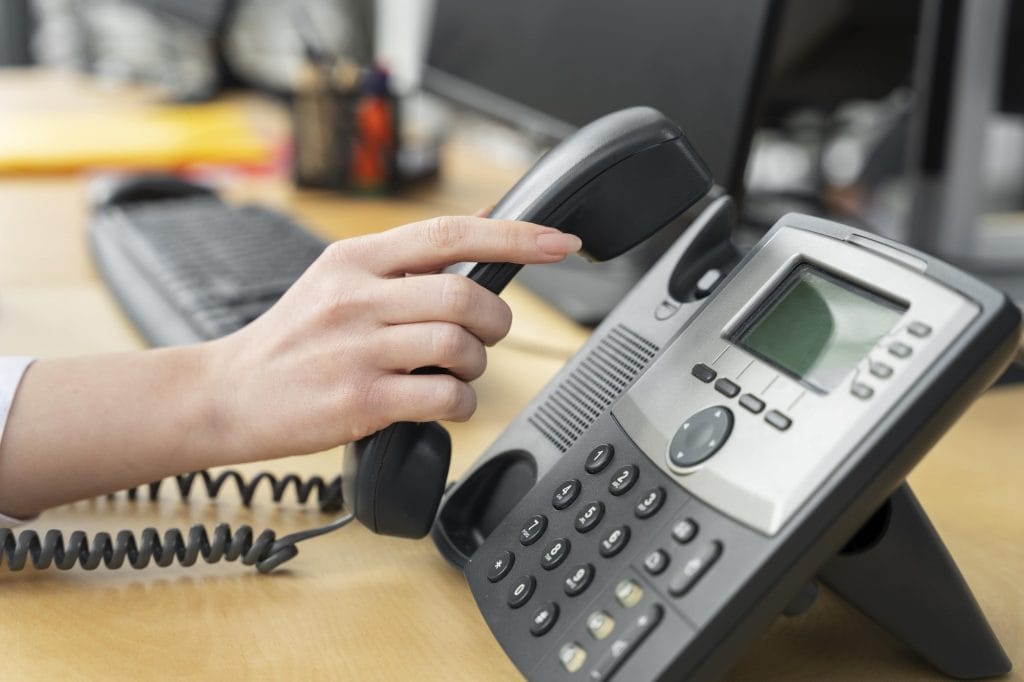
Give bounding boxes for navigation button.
[487,550,514,583]
[585,444,615,474]
[668,406,733,470]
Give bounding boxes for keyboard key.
[634,487,665,519]
[564,563,595,597]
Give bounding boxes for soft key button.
[586,611,616,640]
[614,579,644,608]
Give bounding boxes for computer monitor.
[905,0,1024,300]
[424,1,782,324]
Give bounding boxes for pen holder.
[292,63,399,194]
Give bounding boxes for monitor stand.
[811,484,1011,679]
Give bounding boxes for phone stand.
[817,484,1011,679]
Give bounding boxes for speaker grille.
[529,324,659,452]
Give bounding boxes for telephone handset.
[342,107,713,538]
[0,107,713,572]
[440,202,1019,679]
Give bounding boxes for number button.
[508,575,536,608]
[552,479,581,510]
[585,444,614,474]
[519,514,548,546]
[574,501,605,533]
[598,525,631,558]
[564,563,595,596]
[634,487,665,519]
[530,602,559,637]
[487,550,514,583]
[608,465,638,496]
[541,538,571,570]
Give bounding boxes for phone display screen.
[733,265,906,392]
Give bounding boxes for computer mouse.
[90,174,216,208]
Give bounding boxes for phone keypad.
[564,563,595,596]
[520,514,548,545]
[575,501,605,533]
[608,465,638,496]
[598,525,631,558]
[541,538,571,570]
[552,479,581,510]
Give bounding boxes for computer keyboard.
[90,194,327,346]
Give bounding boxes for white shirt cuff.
[0,356,36,526]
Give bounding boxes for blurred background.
[0,0,1022,331]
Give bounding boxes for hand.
[206,215,582,462]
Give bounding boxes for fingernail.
[536,231,583,255]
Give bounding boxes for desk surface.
[0,72,1021,681]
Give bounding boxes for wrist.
[187,338,251,467]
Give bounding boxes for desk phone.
[438,207,1018,680]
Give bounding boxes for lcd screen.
[734,265,906,392]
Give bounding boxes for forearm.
[0,344,238,518]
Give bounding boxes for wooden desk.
[0,72,1022,681]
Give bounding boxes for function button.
[598,525,631,558]
[575,501,605,533]
[614,579,644,608]
[695,268,723,297]
[888,341,912,359]
[519,514,548,546]
[691,363,717,383]
[558,642,587,673]
[508,575,537,608]
[671,518,699,544]
[586,611,615,640]
[850,382,874,399]
[529,602,559,637]
[634,487,665,519]
[589,604,664,682]
[714,378,740,398]
[668,406,734,471]
[608,465,639,496]
[655,299,681,321]
[541,537,571,571]
[585,444,615,474]
[487,551,515,583]
[869,361,893,379]
[908,321,932,338]
[669,541,722,597]
[552,479,581,510]
[739,394,764,414]
[764,410,792,431]
[642,549,670,575]
[564,563,595,597]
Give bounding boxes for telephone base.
[819,483,1011,679]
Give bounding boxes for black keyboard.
[90,194,327,346]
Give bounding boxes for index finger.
[355,215,582,276]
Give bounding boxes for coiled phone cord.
[0,469,352,574]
